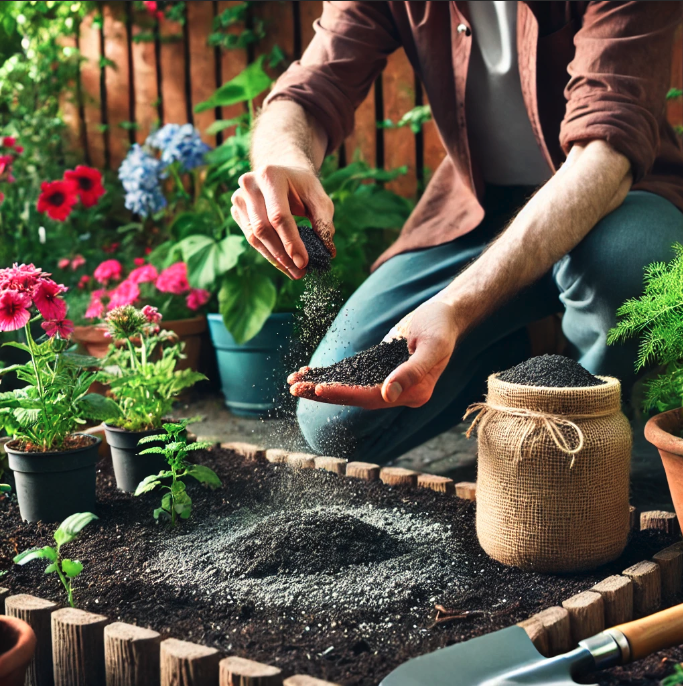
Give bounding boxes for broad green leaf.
[0,484,10,494]
[186,465,222,488]
[205,116,248,135]
[54,512,98,548]
[2,341,31,354]
[134,473,168,495]
[179,234,245,290]
[322,162,407,194]
[14,546,57,565]
[195,56,272,113]
[153,507,168,520]
[60,353,101,368]
[44,562,58,574]
[78,394,121,421]
[218,271,276,344]
[61,559,84,578]
[336,189,411,231]
[171,480,187,495]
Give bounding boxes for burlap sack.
[465,374,631,573]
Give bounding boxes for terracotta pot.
[72,316,208,373]
[0,616,37,686]
[644,408,683,534]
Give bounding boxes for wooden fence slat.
[382,48,417,197]
[344,85,376,168]
[160,638,220,686]
[298,1,323,51]
[105,622,161,686]
[668,24,683,131]
[131,15,160,143]
[187,0,218,143]
[159,11,188,128]
[58,35,81,152]
[218,1,249,127]
[103,3,132,169]
[80,12,106,168]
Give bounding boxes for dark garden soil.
[0,447,680,686]
[300,338,411,387]
[497,354,607,388]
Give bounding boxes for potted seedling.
[99,305,206,492]
[13,512,98,607]
[609,243,683,533]
[0,264,120,522]
[134,418,221,527]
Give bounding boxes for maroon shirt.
[265,2,683,268]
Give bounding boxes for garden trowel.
[381,602,683,686]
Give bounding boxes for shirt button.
[457,23,471,36]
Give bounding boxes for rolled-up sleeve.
[560,1,683,182]
[264,1,401,153]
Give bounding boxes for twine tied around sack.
[463,401,615,468]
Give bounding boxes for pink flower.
[2,137,16,147]
[14,146,23,154]
[0,192,4,205]
[33,279,68,321]
[128,264,158,285]
[186,288,210,311]
[77,275,91,289]
[133,257,146,267]
[93,259,123,284]
[58,258,70,269]
[156,262,190,295]
[107,279,140,309]
[103,242,120,254]
[85,290,106,320]
[0,155,13,175]
[0,263,45,294]
[41,319,74,339]
[142,305,162,325]
[71,254,86,270]
[0,290,31,331]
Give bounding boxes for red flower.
[36,180,78,222]
[41,319,74,339]
[108,279,140,309]
[58,258,70,269]
[93,259,123,284]
[14,146,23,154]
[2,137,15,147]
[71,254,86,270]
[0,191,4,205]
[186,288,210,311]
[144,247,152,255]
[103,242,120,254]
[143,1,164,18]
[156,262,190,295]
[0,155,13,175]
[77,275,91,289]
[133,257,146,267]
[0,263,45,295]
[142,305,162,325]
[0,290,31,332]
[33,279,68,321]
[63,166,105,208]
[128,264,158,284]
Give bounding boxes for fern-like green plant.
[608,243,683,412]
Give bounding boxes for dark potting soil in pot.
[6,433,96,453]
[497,354,607,388]
[0,447,679,686]
[299,338,411,387]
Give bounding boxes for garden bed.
[0,446,681,685]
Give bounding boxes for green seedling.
[663,664,683,686]
[14,512,98,607]
[134,418,221,527]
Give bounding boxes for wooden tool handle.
[613,602,683,662]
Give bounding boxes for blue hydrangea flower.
[118,144,166,218]
[147,123,211,172]
[145,124,181,152]
[123,187,167,217]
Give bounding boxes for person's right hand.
[231,165,336,279]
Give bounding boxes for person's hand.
[288,300,459,409]
[231,165,336,280]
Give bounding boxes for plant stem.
[24,323,49,447]
[55,565,74,608]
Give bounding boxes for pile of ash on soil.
[299,338,411,387]
[498,354,606,388]
[299,225,331,273]
[226,510,408,578]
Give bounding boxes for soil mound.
[299,225,331,273]
[300,338,410,386]
[228,510,407,578]
[498,354,606,388]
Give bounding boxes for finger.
[287,366,310,385]
[240,176,303,278]
[313,383,387,410]
[381,339,449,403]
[306,193,336,259]
[256,170,309,269]
[289,381,323,401]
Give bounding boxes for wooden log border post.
[1,441,681,683]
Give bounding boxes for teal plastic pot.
[208,313,293,417]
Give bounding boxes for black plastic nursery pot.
[5,434,100,523]
[103,424,167,493]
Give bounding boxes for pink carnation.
[93,259,123,284]
[155,262,190,295]
[0,290,31,332]
[0,263,45,295]
[85,289,107,320]
[71,254,86,270]
[133,257,146,267]
[42,319,74,339]
[107,279,140,309]
[58,258,70,269]
[186,288,210,311]
[33,279,68,321]
[128,264,159,285]
[142,305,162,325]
[77,275,91,289]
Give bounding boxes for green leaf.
[61,559,83,578]
[336,189,411,231]
[179,234,245,290]
[77,394,121,421]
[54,512,98,548]
[44,562,58,574]
[205,116,248,135]
[60,353,101,368]
[186,464,222,487]
[2,341,31,354]
[14,546,57,565]
[138,433,164,446]
[218,271,276,344]
[0,484,10,494]
[139,447,165,455]
[134,473,167,495]
[195,56,272,113]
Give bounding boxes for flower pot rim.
[644,407,683,454]
[103,422,165,436]
[4,433,100,456]
[0,616,37,679]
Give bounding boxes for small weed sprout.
[662,664,683,686]
[134,418,221,527]
[13,512,98,607]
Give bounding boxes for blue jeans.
[298,189,683,463]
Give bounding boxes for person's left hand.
[288,299,459,409]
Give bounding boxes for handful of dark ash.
[298,224,331,272]
[300,338,411,387]
[498,354,606,388]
